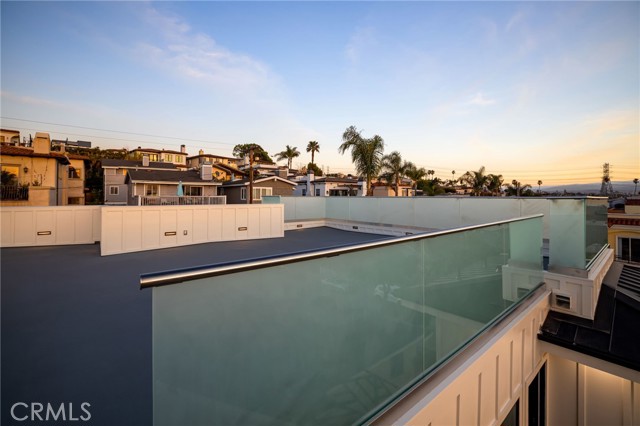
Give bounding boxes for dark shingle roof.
[126,169,220,184]
[539,263,640,371]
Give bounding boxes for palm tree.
[486,174,504,196]
[338,126,384,196]
[634,178,639,195]
[405,163,427,196]
[380,151,411,196]
[459,166,489,196]
[306,141,320,165]
[276,145,300,169]
[505,180,533,197]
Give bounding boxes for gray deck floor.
[1,227,389,426]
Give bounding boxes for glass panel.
[549,199,585,269]
[585,198,609,265]
[152,217,544,426]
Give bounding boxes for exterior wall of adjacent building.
[104,168,129,205]
[1,153,85,206]
[608,200,640,263]
[0,129,20,144]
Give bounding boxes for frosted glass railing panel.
[152,217,544,426]
[520,198,551,239]
[549,198,585,269]
[261,195,281,204]
[293,197,326,219]
[325,197,349,220]
[413,197,462,229]
[154,240,425,426]
[378,197,415,226]
[347,198,380,223]
[460,198,521,226]
[585,198,608,265]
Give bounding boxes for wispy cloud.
[505,10,526,32]
[132,5,279,97]
[468,92,496,106]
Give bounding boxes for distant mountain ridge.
[542,181,638,195]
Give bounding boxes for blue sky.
[1,1,638,185]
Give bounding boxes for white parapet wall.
[100,204,284,256]
[0,206,101,247]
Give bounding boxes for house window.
[165,154,173,162]
[315,188,321,196]
[619,237,640,262]
[240,187,247,200]
[109,186,119,195]
[253,187,272,200]
[1,165,20,183]
[148,154,159,162]
[145,184,159,196]
[175,155,183,163]
[68,167,81,179]
[302,188,307,196]
[185,186,203,196]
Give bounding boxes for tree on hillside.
[380,151,411,196]
[232,143,273,163]
[338,126,384,196]
[306,141,320,165]
[634,178,638,195]
[538,180,543,193]
[276,145,300,169]
[459,166,489,196]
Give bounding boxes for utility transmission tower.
[599,163,614,196]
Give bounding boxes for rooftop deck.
[1,228,390,426]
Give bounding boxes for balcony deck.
[1,227,390,426]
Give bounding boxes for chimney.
[307,170,315,196]
[199,149,204,156]
[142,154,150,167]
[33,132,51,154]
[277,167,288,179]
[181,144,186,153]
[201,164,213,181]
[59,143,65,154]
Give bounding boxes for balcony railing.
[0,185,29,201]
[144,215,545,426]
[137,195,226,206]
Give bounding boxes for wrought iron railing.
[0,185,29,201]
[137,195,226,206]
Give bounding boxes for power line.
[1,116,237,147]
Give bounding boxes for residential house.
[608,196,640,263]
[52,139,92,149]
[0,132,88,206]
[238,159,279,177]
[102,158,179,205]
[221,175,296,203]
[292,173,366,197]
[186,151,247,182]
[128,145,188,169]
[125,166,222,205]
[371,178,414,197]
[0,128,21,145]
